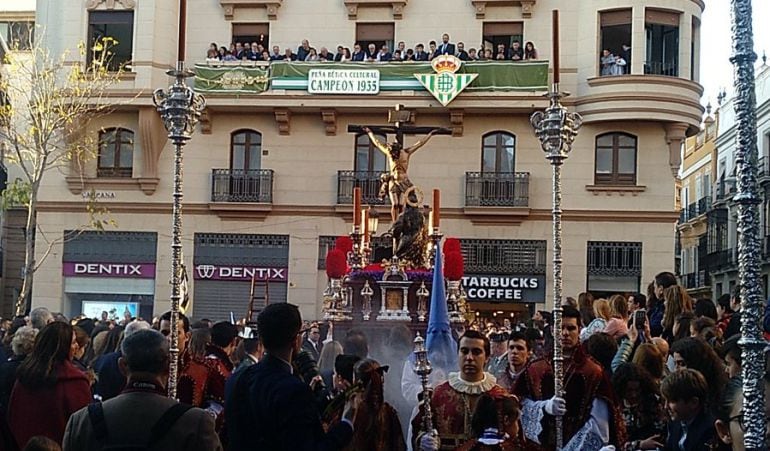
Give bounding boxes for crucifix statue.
[349,105,452,222]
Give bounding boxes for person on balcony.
[414,43,429,61]
[524,42,538,60]
[600,49,616,76]
[296,39,312,61]
[352,43,366,62]
[435,33,455,58]
[510,41,524,61]
[456,42,469,61]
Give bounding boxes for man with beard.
[513,306,626,450]
[413,330,508,450]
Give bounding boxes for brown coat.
[62,391,222,451]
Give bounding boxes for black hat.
[490,332,510,343]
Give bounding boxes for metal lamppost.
[152,0,206,399]
[730,1,766,449]
[529,10,582,450]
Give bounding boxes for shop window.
[98,128,134,177]
[0,21,34,50]
[232,23,269,49]
[482,22,523,59]
[594,132,637,185]
[356,23,394,55]
[644,9,680,76]
[481,132,516,173]
[599,10,631,76]
[231,130,262,171]
[87,11,134,71]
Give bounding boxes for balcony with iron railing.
[644,61,678,77]
[707,248,738,270]
[681,270,710,289]
[679,195,711,224]
[714,178,737,204]
[337,171,389,205]
[759,156,770,182]
[211,169,274,203]
[465,172,530,207]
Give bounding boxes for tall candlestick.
[353,187,362,227]
[428,211,434,232]
[362,209,370,243]
[552,10,560,85]
[432,189,441,230]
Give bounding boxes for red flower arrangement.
[325,249,347,279]
[443,237,461,254]
[444,251,464,281]
[335,236,354,255]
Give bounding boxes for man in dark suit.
[297,39,311,62]
[63,329,222,450]
[93,320,151,401]
[365,43,378,61]
[351,43,366,62]
[456,42,469,61]
[334,45,345,62]
[301,323,324,361]
[227,303,360,450]
[436,33,455,57]
[660,368,717,451]
[413,43,429,61]
[376,45,392,62]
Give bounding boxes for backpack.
[87,401,193,450]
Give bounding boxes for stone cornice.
[219,0,282,20]
[343,0,408,20]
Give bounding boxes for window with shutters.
[594,132,637,185]
[599,9,632,76]
[232,23,269,49]
[481,22,523,59]
[645,9,680,76]
[356,23,394,55]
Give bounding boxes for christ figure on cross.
[363,126,440,222]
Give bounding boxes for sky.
[700,0,770,108]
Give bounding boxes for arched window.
[595,132,637,185]
[230,130,262,171]
[354,133,387,173]
[481,132,516,173]
[98,128,134,177]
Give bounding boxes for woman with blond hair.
[580,298,610,342]
[661,285,693,343]
[603,294,629,340]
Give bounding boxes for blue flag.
[426,245,458,370]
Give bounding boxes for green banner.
[194,65,269,93]
[193,60,548,94]
[270,60,548,92]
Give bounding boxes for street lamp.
[367,205,379,237]
[729,1,766,449]
[529,10,582,450]
[152,0,206,399]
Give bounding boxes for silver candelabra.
[152,62,205,399]
[730,1,766,449]
[530,81,582,449]
[412,333,436,443]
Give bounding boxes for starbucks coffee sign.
[461,275,546,303]
[308,69,380,94]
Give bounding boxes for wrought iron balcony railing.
[682,270,710,289]
[714,178,737,203]
[337,171,389,205]
[211,169,274,203]
[465,172,530,207]
[644,61,678,77]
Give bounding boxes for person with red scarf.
[512,306,626,451]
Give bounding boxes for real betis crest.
[415,55,478,106]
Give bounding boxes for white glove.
[599,446,615,451]
[544,396,566,416]
[419,430,439,451]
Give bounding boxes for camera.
[293,350,326,393]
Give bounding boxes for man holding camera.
[226,303,361,451]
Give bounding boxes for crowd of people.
[204,34,540,64]
[0,269,767,450]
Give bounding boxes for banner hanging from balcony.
[194,65,269,93]
[268,60,548,92]
[415,55,477,106]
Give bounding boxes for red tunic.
[512,346,627,450]
[412,375,509,450]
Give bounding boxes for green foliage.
[0,179,30,210]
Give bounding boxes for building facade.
[677,109,715,298]
[700,63,770,300]
[28,0,704,322]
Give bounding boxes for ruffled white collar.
[448,371,498,394]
